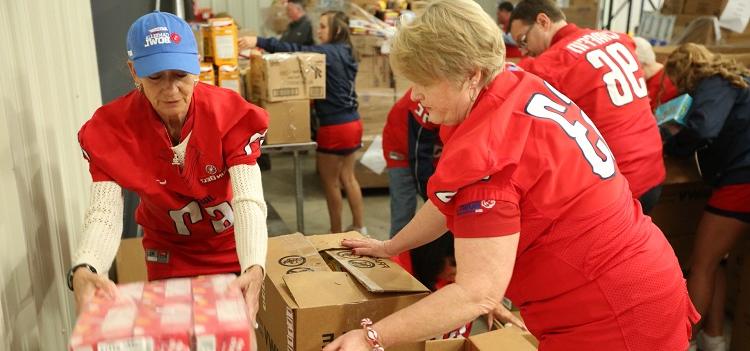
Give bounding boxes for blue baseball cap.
[126,11,200,77]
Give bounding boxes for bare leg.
[317,152,345,232]
[339,152,364,229]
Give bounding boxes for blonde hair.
[665,43,750,92]
[633,37,655,65]
[389,0,505,88]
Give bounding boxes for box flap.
[283,271,368,308]
[308,231,364,251]
[324,249,429,293]
[266,233,332,308]
[425,338,466,351]
[467,327,537,351]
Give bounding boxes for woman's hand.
[322,329,370,351]
[238,36,258,50]
[488,303,527,331]
[72,267,118,315]
[341,238,394,258]
[229,265,264,327]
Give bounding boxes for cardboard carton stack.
[558,0,601,29]
[69,274,251,351]
[193,18,245,95]
[249,51,326,144]
[660,0,750,46]
[256,231,430,351]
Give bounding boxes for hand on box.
[322,329,370,351]
[229,265,264,327]
[72,267,118,315]
[487,303,527,331]
[341,238,394,258]
[238,36,258,50]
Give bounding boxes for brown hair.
[665,43,750,92]
[509,0,565,25]
[321,10,351,46]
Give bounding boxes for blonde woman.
[324,1,697,350]
[663,43,750,351]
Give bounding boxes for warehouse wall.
[195,0,275,35]
[0,1,101,350]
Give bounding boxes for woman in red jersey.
[323,1,698,350]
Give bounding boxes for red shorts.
[316,120,363,155]
[706,184,750,223]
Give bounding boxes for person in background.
[323,1,697,350]
[239,11,365,234]
[633,36,679,110]
[281,0,315,45]
[662,43,750,351]
[509,0,666,214]
[497,1,523,59]
[69,12,268,329]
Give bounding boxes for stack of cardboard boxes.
[661,0,750,45]
[194,18,244,95]
[558,0,601,29]
[248,51,326,145]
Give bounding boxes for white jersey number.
[169,201,234,235]
[586,42,647,106]
[526,82,616,179]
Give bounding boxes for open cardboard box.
[256,232,430,351]
[426,326,538,351]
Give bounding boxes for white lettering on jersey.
[525,82,616,179]
[586,42,647,106]
[435,191,457,203]
[244,130,267,156]
[566,31,620,54]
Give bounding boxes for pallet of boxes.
[348,3,402,189]
[193,18,246,97]
[247,49,325,145]
[659,0,750,46]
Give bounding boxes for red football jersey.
[79,83,269,280]
[646,68,680,111]
[382,89,436,169]
[428,70,697,350]
[519,24,665,198]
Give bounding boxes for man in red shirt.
[509,0,666,213]
[382,90,437,236]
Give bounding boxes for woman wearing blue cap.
[239,10,366,236]
[67,11,269,328]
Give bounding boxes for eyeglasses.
[517,23,535,49]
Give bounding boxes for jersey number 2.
[586,42,647,106]
[169,201,234,235]
[526,82,616,179]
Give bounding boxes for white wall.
[0,0,101,350]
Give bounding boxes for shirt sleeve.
[78,122,115,182]
[223,106,270,167]
[449,180,522,238]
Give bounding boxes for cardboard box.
[218,65,241,94]
[354,135,390,189]
[649,157,710,267]
[660,0,685,14]
[356,55,393,89]
[199,62,215,85]
[358,88,396,136]
[351,34,386,58]
[732,248,750,351]
[425,326,537,351]
[115,237,148,284]
[682,0,727,16]
[251,52,326,102]
[261,100,311,145]
[205,18,238,67]
[563,4,599,29]
[297,53,327,99]
[256,232,429,351]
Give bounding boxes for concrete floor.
[261,151,392,241]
